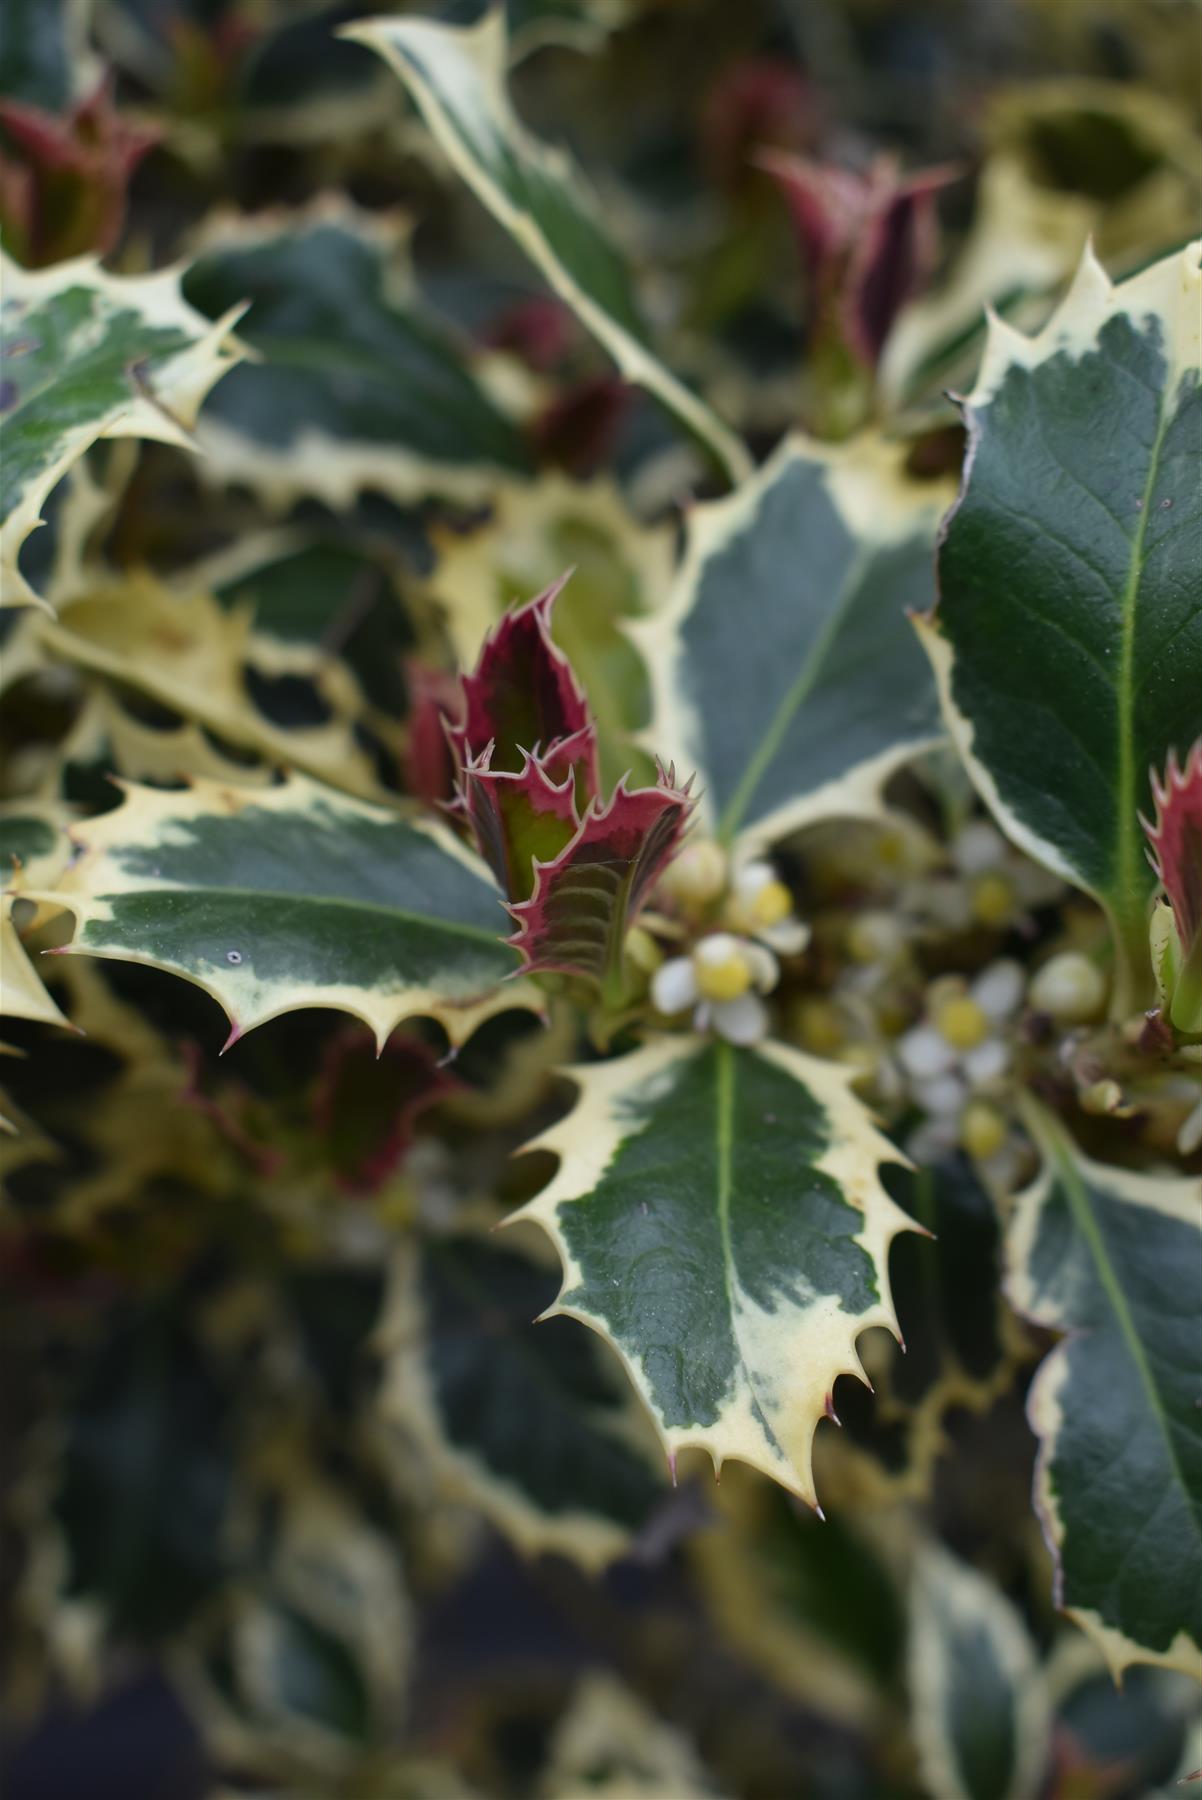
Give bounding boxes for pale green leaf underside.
[923,241,1202,986]
[51,774,532,1047]
[1,252,243,608]
[634,434,949,851]
[513,1034,913,1504]
[1006,1103,1202,1679]
[342,10,751,485]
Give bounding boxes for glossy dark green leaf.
[517,1034,913,1504]
[55,773,530,1048]
[635,434,948,852]
[1006,1104,1202,1677]
[183,212,532,506]
[922,241,1202,1005]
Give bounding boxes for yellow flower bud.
[1029,952,1106,1023]
[934,995,990,1050]
[971,873,1015,927]
[750,879,793,926]
[960,1099,1007,1161]
[693,935,752,1002]
[624,925,663,976]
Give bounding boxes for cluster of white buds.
[648,853,810,1045]
[897,959,1025,1167]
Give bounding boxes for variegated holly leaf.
[1,252,243,608]
[379,1233,663,1567]
[919,240,1202,1009]
[908,1543,1050,1800]
[512,1035,913,1502]
[36,575,388,800]
[0,806,73,1031]
[508,770,691,985]
[48,775,532,1048]
[342,10,750,485]
[633,433,950,854]
[182,204,533,510]
[1005,1102,1202,1679]
[460,748,580,904]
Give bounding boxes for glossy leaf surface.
[515,1035,912,1503]
[51,775,529,1047]
[634,433,948,852]
[921,241,1202,1001]
[1,252,242,606]
[1005,1103,1202,1677]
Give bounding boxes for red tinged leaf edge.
[458,744,581,903]
[448,572,599,800]
[1142,738,1202,951]
[507,765,695,984]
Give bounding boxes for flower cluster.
[647,851,809,1045]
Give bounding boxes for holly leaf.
[341,10,750,485]
[48,774,533,1048]
[633,433,949,853]
[450,574,594,781]
[379,1233,664,1567]
[918,240,1202,1008]
[1005,1102,1202,1678]
[508,770,691,984]
[908,1543,1051,1800]
[36,575,388,800]
[0,806,73,1031]
[512,1035,913,1503]
[1,252,243,608]
[182,204,533,510]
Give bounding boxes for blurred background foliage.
[1,0,1200,1795]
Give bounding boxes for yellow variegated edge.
[909,1543,1051,1800]
[629,430,952,853]
[376,1240,656,1571]
[0,904,69,1029]
[544,1672,720,1799]
[1006,1099,1202,1681]
[36,575,387,800]
[506,1033,915,1507]
[44,774,538,1050]
[340,10,752,487]
[1,251,245,609]
[427,472,675,670]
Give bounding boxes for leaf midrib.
[97,878,507,949]
[716,545,871,845]
[1054,1142,1198,1540]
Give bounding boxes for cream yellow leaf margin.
[44,775,536,1049]
[632,431,952,855]
[914,239,1202,899]
[1006,1100,1202,1681]
[1,252,244,609]
[340,10,751,486]
[507,1034,914,1507]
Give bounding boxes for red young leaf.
[0,78,159,267]
[1143,739,1202,951]
[507,767,694,984]
[759,151,958,366]
[449,574,597,795]
[459,746,581,904]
